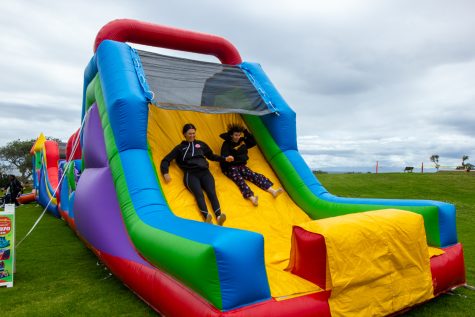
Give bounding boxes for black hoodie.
[219,129,257,171]
[161,140,224,174]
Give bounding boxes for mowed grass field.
[1,172,473,316]
[1,203,156,316]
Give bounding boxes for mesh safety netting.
[138,50,274,115]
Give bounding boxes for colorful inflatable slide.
[30,133,60,217]
[32,19,466,316]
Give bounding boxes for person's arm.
[202,142,224,162]
[203,142,233,162]
[160,146,179,175]
[243,129,257,148]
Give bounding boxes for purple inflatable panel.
[74,104,151,266]
[82,103,108,168]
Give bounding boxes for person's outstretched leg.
[224,167,255,198]
[241,166,283,198]
[200,170,226,225]
[184,171,211,222]
[240,166,273,190]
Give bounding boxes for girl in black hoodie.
[220,124,283,206]
[161,123,233,225]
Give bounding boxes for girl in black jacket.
[220,124,283,206]
[161,123,233,225]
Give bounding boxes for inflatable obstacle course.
[31,19,466,316]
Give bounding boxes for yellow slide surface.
[147,106,321,298]
[147,106,439,309]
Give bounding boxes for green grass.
[317,172,474,316]
[1,172,473,316]
[1,204,156,316]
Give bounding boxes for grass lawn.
[1,172,473,316]
[1,203,156,316]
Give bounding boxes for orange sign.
[0,216,12,236]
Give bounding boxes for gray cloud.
[434,111,475,136]
[1,0,474,171]
[0,101,79,122]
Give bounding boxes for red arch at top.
[94,19,242,65]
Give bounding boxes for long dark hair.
[182,123,196,134]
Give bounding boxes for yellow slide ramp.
[147,106,321,298]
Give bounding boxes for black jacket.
[7,178,23,196]
[220,130,257,171]
[161,140,224,174]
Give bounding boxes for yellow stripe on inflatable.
[147,105,320,298]
[30,132,46,154]
[429,246,445,257]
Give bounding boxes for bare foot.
[205,213,213,223]
[269,187,284,198]
[249,195,259,206]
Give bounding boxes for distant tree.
[0,139,36,181]
[430,154,440,172]
[456,155,470,170]
[0,137,62,182]
[462,155,469,168]
[313,170,328,174]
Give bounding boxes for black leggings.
[184,169,221,219]
[5,193,19,206]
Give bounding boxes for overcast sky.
[1,0,474,171]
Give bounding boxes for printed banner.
[0,204,15,288]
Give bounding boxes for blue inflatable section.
[82,54,97,121]
[92,40,271,310]
[58,159,81,220]
[68,191,76,220]
[38,164,60,218]
[59,160,69,215]
[240,62,457,247]
[68,160,82,220]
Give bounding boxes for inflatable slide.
[32,19,466,316]
[30,133,61,217]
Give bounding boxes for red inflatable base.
[97,251,331,317]
[431,243,466,295]
[17,192,36,204]
[89,241,465,317]
[58,209,77,231]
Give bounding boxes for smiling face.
[231,132,242,143]
[183,128,196,142]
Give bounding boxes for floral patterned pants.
[224,165,273,198]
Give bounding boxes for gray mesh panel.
[137,50,272,115]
